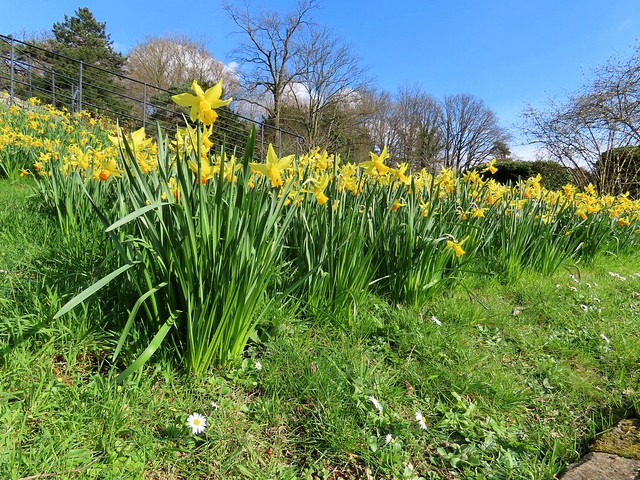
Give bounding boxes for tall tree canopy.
[51,7,124,68]
[42,7,126,114]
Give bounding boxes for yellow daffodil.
[337,162,360,195]
[175,124,214,156]
[446,236,469,257]
[188,155,219,185]
[309,148,330,171]
[305,174,330,205]
[220,153,241,183]
[391,199,406,212]
[97,157,123,181]
[483,159,498,175]
[359,146,390,176]
[389,162,411,185]
[462,169,479,183]
[249,144,294,187]
[108,127,153,152]
[172,80,232,126]
[162,177,181,201]
[562,183,576,200]
[470,207,487,218]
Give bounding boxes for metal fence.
[0,33,302,158]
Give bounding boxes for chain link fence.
[0,34,302,159]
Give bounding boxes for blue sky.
[2,0,639,157]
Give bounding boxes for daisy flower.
[415,411,428,430]
[368,395,383,414]
[187,413,207,435]
[254,360,263,371]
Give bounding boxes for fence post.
[9,36,14,105]
[52,73,56,107]
[260,123,264,158]
[143,82,147,128]
[278,128,282,156]
[78,61,83,112]
[28,60,32,99]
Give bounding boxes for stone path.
[561,452,640,479]
[561,419,640,480]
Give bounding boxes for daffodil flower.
[470,207,487,218]
[391,199,406,212]
[188,155,218,185]
[97,157,123,181]
[172,80,232,126]
[446,236,469,257]
[108,127,152,152]
[483,158,498,175]
[359,146,390,176]
[304,174,330,205]
[389,162,411,185]
[249,144,294,187]
[175,124,214,157]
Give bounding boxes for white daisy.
[368,395,383,414]
[415,410,428,430]
[385,433,394,444]
[430,315,442,326]
[608,272,627,281]
[254,360,263,371]
[187,413,206,435]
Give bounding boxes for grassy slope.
[0,178,639,480]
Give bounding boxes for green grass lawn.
[1,177,639,479]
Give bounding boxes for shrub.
[478,159,571,190]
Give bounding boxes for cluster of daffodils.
[5,79,640,261]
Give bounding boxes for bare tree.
[441,94,509,172]
[523,45,640,194]
[388,84,443,170]
[284,26,371,151]
[523,96,634,192]
[362,90,397,153]
[222,0,318,128]
[126,34,234,90]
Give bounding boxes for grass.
[1,177,639,479]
